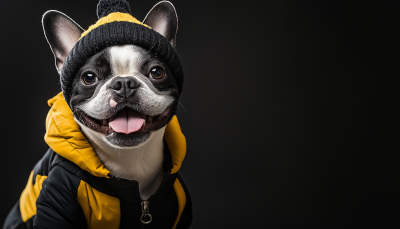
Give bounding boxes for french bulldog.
[44,1,180,200]
[3,1,192,229]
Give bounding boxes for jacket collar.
[44,92,186,178]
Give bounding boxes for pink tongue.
[109,109,145,134]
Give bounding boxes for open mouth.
[76,106,172,136]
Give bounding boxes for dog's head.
[42,1,180,148]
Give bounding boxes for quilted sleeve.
[34,165,87,229]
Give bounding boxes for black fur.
[69,50,111,109]
[97,0,131,19]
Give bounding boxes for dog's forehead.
[107,45,150,76]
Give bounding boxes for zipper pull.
[140,200,152,224]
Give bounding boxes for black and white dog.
[44,1,180,200]
[3,1,192,228]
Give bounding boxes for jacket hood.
[44,92,186,178]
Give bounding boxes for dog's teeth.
[102,119,107,126]
[147,116,153,122]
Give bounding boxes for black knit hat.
[61,0,183,104]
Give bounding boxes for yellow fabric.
[76,181,121,229]
[19,172,48,222]
[165,116,187,174]
[172,179,187,229]
[80,12,151,39]
[45,92,186,177]
[45,92,111,178]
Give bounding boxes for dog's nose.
[109,77,140,98]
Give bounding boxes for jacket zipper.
[140,200,152,225]
[109,174,166,228]
[138,172,169,228]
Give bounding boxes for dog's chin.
[75,104,175,148]
[105,132,151,148]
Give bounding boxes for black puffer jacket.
[3,93,192,229]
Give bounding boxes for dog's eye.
[82,73,98,85]
[150,67,165,79]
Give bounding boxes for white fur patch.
[77,79,113,119]
[78,119,166,200]
[109,46,141,76]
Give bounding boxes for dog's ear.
[143,1,178,47]
[42,10,84,73]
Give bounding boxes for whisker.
[178,101,187,113]
[146,43,156,54]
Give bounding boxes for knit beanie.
[60,0,183,104]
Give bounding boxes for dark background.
[1,0,399,228]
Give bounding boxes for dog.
[3,1,192,229]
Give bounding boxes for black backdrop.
[1,0,399,228]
